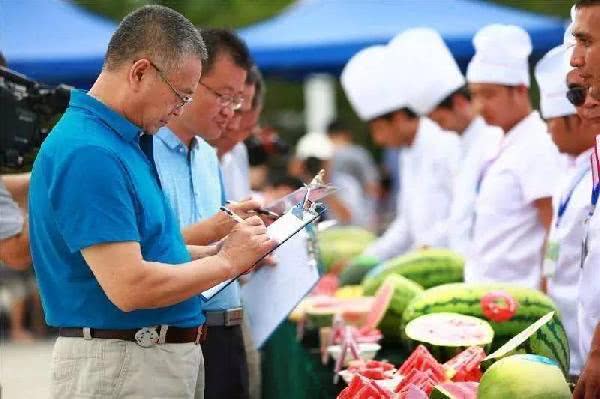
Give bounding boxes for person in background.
[397,29,503,257]
[535,43,597,381]
[341,36,459,263]
[465,24,561,289]
[153,28,258,399]
[207,64,266,399]
[570,0,600,396]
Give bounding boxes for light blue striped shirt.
[154,127,240,310]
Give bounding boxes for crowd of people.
[1,1,600,398]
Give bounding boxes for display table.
[261,321,409,399]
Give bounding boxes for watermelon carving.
[404,313,494,362]
[362,248,464,290]
[398,345,446,382]
[443,347,485,382]
[401,283,568,366]
[480,291,518,322]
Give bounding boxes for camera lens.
[566,86,586,107]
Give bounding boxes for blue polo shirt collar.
[155,127,200,154]
[69,89,141,142]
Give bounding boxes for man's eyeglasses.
[148,61,193,109]
[199,81,244,111]
[567,85,587,107]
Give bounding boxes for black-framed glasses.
[148,60,193,109]
[567,85,587,107]
[199,81,244,111]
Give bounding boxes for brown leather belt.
[58,326,205,346]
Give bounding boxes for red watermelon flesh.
[432,382,479,399]
[395,369,439,394]
[443,347,485,382]
[361,277,395,331]
[399,345,446,382]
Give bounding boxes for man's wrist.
[212,252,235,280]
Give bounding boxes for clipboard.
[265,184,337,217]
[200,203,326,302]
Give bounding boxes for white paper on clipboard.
[241,229,318,348]
[199,204,323,302]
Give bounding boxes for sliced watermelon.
[398,345,446,382]
[404,313,494,362]
[430,381,479,399]
[443,347,485,382]
[360,275,396,333]
[395,369,438,395]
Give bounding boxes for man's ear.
[129,59,152,92]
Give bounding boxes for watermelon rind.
[318,227,376,272]
[362,249,464,290]
[339,255,380,286]
[404,313,494,362]
[478,354,571,399]
[366,275,423,341]
[402,283,569,375]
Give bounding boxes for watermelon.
[304,297,374,328]
[429,382,478,399]
[339,255,380,286]
[363,274,423,341]
[318,227,376,272]
[401,283,568,369]
[362,249,464,290]
[404,313,494,362]
[335,285,365,299]
[478,354,571,399]
[443,347,485,382]
[360,276,396,332]
[399,345,447,382]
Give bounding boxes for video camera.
[0,66,71,168]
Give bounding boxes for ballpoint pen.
[219,206,246,224]
[225,200,280,220]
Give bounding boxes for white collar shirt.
[466,111,561,289]
[578,140,600,363]
[547,148,592,375]
[364,117,460,261]
[220,142,252,202]
[446,117,503,256]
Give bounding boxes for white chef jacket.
[220,142,252,202]
[546,148,592,376]
[578,140,600,365]
[364,117,460,261]
[466,111,561,289]
[444,117,503,256]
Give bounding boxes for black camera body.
[0,66,70,168]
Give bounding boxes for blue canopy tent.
[0,0,116,87]
[239,0,568,78]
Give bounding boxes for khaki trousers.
[51,337,204,399]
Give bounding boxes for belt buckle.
[134,326,160,348]
[224,308,243,327]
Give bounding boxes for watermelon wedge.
[404,313,494,362]
[430,382,479,399]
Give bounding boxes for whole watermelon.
[318,227,376,272]
[362,248,464,290]
[339,255,380,286]
[402,283,569,375]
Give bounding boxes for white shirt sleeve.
[363,214,411,261]
[517,141,560,203]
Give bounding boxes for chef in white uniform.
[535,43,597,378]
[570,1,600,395]
[340,35,460,262]
[465,24,561,289]
[395,28,503,256]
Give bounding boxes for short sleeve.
[0,180,24,240]
[518,141,560,203]
[49,146,141,252]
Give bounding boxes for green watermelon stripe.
[532,327,568,373]
[541,321,569,369]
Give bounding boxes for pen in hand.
[220,206,246,224]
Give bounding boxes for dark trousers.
[202,325,249,399]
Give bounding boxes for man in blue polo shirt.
[154,28,259,399]
[28,6,275,399]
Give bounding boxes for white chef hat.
[295,131,333,160]
[535,45,575,119]
[341,45,400,121]
[387,28,465,115]
[466,24,532,87]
